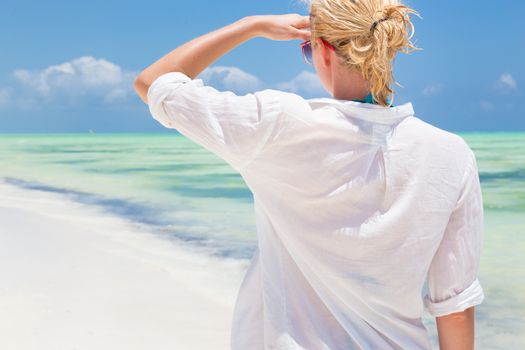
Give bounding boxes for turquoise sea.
[0,132,523,349]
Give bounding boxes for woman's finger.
[294,28,311,41]
[295,15,311,29]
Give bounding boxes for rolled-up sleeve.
[147,72,282,172]
[423,149,485,317]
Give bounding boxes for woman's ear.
[317,39,332,69]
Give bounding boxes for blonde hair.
[303,0,420,107]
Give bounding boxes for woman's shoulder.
[255,89,313,116]
[403,116,475,162]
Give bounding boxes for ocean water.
[0,132,524,348]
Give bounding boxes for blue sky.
[0,0,523,133]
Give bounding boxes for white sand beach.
[0,180,249,350]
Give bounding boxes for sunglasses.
[300,38,335,66]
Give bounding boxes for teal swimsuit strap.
[352,92,393,106]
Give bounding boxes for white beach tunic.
[147,72,485,350]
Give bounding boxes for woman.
[134,1,485,349]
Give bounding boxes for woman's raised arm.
[134,16,261,104]
[133,14,310,104]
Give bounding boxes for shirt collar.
[305,97,414,125]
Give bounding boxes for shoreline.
[0,180,248,350]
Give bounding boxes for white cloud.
[2,57,328,110]
[192,66,326,98]
[422,83,443,96]
[103,87,130,104]
[496,73,518,91]
[10,56,138,108]
[275,70,325,96]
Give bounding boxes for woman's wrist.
[241,15,266,38]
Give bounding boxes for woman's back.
[231,91,484,349]
[141,0,485,347]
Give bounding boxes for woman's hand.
[254,14,311,41]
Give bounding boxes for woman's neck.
[331,68,370,102]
